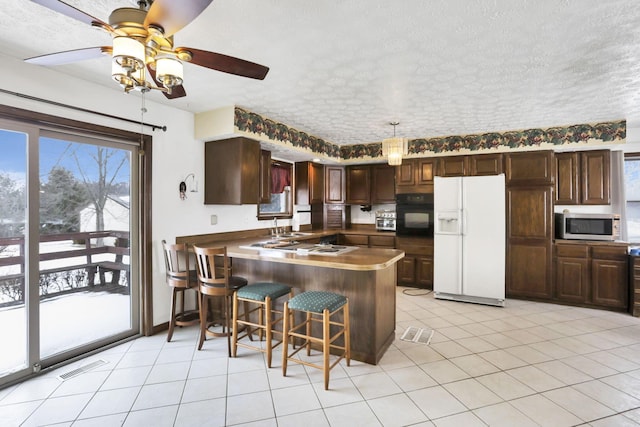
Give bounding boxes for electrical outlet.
[210,214,217,225]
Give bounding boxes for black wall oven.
[396,193,434,236]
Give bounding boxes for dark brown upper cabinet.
[469,153,504,176]
[555,150,610,205]
[505,150,554,186]
[395,158,437,194]
[371,164,396,203]
[295,161,324,205]
[438,156,468,177]
[259,150,271,204]
[346,165,371,204]
[204,137,260,205]
[324,165,345,204]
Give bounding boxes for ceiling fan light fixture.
[156,57,184,88]
[381,122,407,166]
[112,36,145,72]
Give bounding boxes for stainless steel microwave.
[555,212,620,241]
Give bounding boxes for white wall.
[0,54,273,326]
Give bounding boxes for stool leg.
[167,287,177,342]
[197,293,208,350]
[323,308,330,390]
[232,292,239,357]
[224,294,232,357]
[344,301,351,366]
[265,296,273,368]
[282,301,290,377]
[305,312,312,356]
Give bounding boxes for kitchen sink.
[239,241,358,256]
[273,232,312,239]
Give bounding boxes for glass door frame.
[0,105,153,388]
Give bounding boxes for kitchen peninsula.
[177,231,404,364]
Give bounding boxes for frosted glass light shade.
[112,36,145,71]
[156,57,184,88]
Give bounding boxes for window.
[258,160,293,219]
[624,156,640,243]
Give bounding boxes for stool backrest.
[162,240,193,288]
[192,245,230,288]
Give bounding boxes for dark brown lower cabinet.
[396,237,433,289]
[554,242,628,310]
[507,241,553,299]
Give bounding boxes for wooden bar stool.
[193,245,248,355]
[161,240,200,342]
[282,291,350,390]
[232,282,293,367]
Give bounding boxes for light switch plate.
[210,214,217,225]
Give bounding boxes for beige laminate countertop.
[197,232,404,271]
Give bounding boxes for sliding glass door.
[0,120,140,386]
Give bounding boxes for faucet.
[272,218,279,236]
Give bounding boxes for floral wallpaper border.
[234,107,626,161]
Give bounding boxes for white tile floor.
[4,287,640,426]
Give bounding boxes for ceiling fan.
[25,0,269,99]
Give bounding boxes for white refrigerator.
[433,174,506,306]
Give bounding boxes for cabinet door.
[505,151,554,186]
[555,257,589,303]
[396,160,416,187]
[397,256,416,285]
[470,154,503,176]
[591,259,628,309]
[324,166,345,204]
[438,156,468,177]
[369,235,395,248]
[340,234,369,247]
[205,137,260,205]
[555,152,579,205]
[346,166,371,204]
[416,256,433,289]
[417,158,437,184]
[581,150,610,205]
[324,204,349,229]
[310,162,324,204]
[506,186,554,299]
[259,150,271,204]
[371,165,396,203]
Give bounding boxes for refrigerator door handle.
[460,209,466,236]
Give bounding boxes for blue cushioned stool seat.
[282,291,350,390]
[232,282,293,368]
[237,282,292,302]
[288,291,347,314]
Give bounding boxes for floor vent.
[400,326,434,345]
[57,359,107,381]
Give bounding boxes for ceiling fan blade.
[176,48,269,80]
[144,0,213,38]
[30,0,109,28]
[147,65,187,99]
[25,47,108,66]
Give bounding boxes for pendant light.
[381,122,408,166]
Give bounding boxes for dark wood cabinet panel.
[295,161,324,205]
[554,242,628,310]
[505,151,554,186]
[555,257,589,303]
[346,166,371,204]
[259,150,271,204]
[324,166,345,204]
[371,164,396,203]
[581,150,610,205]
[396,158,437,194]
[204,137,260,205]
[507,187,553,240]
[592,259,628,308]
[395,237,433,289]
[398,256,416,284]
[438,156,468,177]
[555,152,579,204]
[469,153,503,176]
[555,150,610,205]
[340,234,369,247]
[630,257,640,316]
[507,242,553,299]
[416,256,434,288]
[369,235,395,248]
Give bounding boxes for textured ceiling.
[1,0,640,150]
